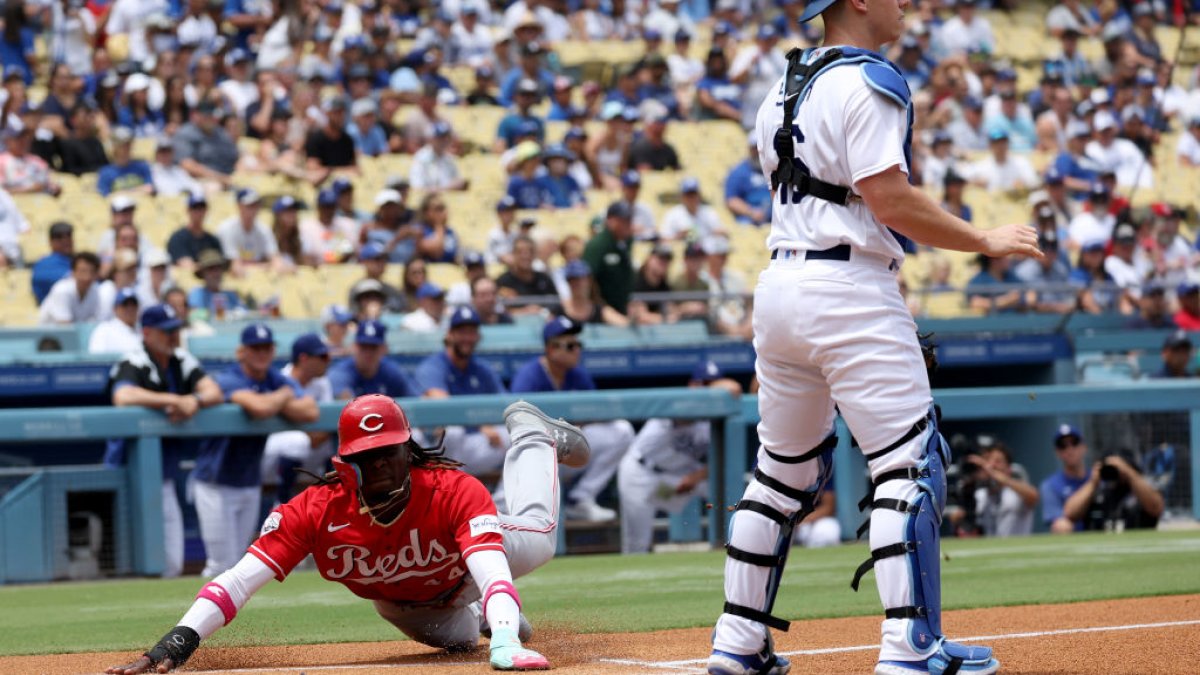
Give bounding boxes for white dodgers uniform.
[617,418,710,554]
[711,45,996,675]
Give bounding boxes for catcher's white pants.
[561,420,633,504]
[442,426,511,478]
[714,255,932,659]
[617,452,707,554]
[373,422,559,648]
[193,480,261,578]
[162,479,183,578]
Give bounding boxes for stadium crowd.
[0,0,1195,569]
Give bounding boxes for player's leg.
[710,276,841,674]
[443,426,509,478]
[562,420,632,520]
[161,479,183,578]
[192,481,233,578]
[373,600,481,651]
[822,268,997,674]
[616,451,659,553]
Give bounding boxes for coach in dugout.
[194,324,318,577]
[105,303,222,577]
[327,319,421,399]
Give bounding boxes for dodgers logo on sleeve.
[469,515,502,537]
[260,511,282,536]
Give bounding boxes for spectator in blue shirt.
[0,5,35,86]
[194,323,318,576]
[604,63,644,109]
[186,249,242,316]
[1039,425,1092,534]
[506,144,554,209]
[413,306,509,477]
[638,53,683,120]
[546,76,576,121]
[967,254,1032,314]
[1053,121,1102,196]
[895,35,931,91]
[97,127,154,196]
[510,315,633,521]
[724,134,772,226]
[223,0,272,52]
[346,98,389,157]
[941,170,973,223]
[541,144,585,209]
[695,47,741,123]
[31,221,74,303]
[495,81,545,151]
[327,319,420,399]
[498,41,555,107]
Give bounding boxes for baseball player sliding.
[708,2,1040,675]
[105,395,591,673]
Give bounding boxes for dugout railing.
[1,382,1198,582]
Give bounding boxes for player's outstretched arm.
[466,549,551,670]
[856,166,1042,259]
[104,554,275,674]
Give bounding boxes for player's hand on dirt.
[105,654,173,674]
[982,223,1041,259]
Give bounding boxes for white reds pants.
[193,480,262,578]
[372,421,560,648]
[616,451,708,554]
[560,420,633,505]
[162,479,183,578]
[714,253,932,658]
[441,426,511,478]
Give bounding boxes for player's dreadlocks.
[299,433,463,488]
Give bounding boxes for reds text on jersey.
[250,466,505,605]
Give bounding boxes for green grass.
[2,530,1198,656]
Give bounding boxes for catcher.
[106,395,591,673]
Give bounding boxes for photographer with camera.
[968,440,1038,537]
[1063,450,1164,533]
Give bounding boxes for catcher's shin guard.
[713,433,835,653]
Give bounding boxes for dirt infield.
[5,595,1197,675]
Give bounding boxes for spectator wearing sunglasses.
[1039,424,1092,533]
[510,315,633,522]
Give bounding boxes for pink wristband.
[196,583,237,626]
[482,580,521,624]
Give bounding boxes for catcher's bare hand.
[982,223,1042,259]
[105,655,174,674]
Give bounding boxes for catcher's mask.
[333,394,412,491]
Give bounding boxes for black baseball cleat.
[503,401,590,468]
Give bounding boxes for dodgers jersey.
[250,466,504,604]
[754,48,910,262]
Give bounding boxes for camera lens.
[1099,464,1119,482]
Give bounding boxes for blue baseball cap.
[543,315,582,342]
[358,242,387,261]
[497,195,517,211]
[415,282,445,300]
[799,0,839,22]
[140,304,183,331]
[713,20,734,35]
[1054,424,1082,446]
[621,170,641,187]
[1044,167,1065,185]
[564,126,587,142]
[988,128,1010,142]
[1080,238,1106,253]
[273,195,301,213]
[317,188,338,207]
[291,332,329,362]
[542,143,574,161]
[235,187,261,206]
[463,250,485,267]
[680,177,701,193]
[643,28,662,41]
[241,323,275,346]
[331,177,353,194]
[320,304,353,325]
[355,319,387,345]
[1178,281,1200,296]
[449,305,481,328]
[563,259,592,279]
[757,25,778,40]
[113,286,140,307]
[432,121,452,137]
[186,192,208,209]
[691,359,723,382]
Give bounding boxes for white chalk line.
[71,617,1200,674]
[601,618,1200,670]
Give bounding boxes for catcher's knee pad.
[722,432,836,633]
[851,410,950,654]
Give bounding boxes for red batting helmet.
[337,394,412,456]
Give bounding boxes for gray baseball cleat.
[503,401,590,468]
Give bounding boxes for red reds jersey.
[249,466,505,604]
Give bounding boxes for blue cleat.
[707,648,791,675]
[875,639,999,675]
